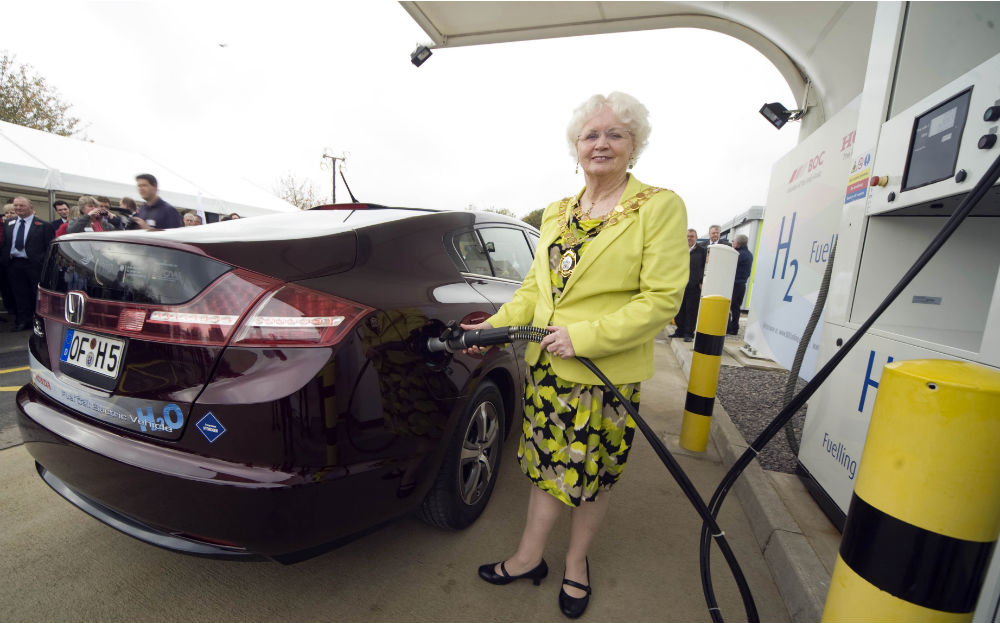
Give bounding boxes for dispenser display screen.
[902,89,972,191]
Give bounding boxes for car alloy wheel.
[459,395,501,505]
[420,380,505,529]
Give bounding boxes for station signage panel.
[744,96,861,379]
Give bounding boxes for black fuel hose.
[696,149,1000,619]
[576,355,758,623]
[428,324,759,623]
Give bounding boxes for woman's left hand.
[540,326,576,359]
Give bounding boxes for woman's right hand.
[459,321,493,356]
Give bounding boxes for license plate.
[60,329,125,379]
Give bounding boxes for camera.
[108,206,141,230]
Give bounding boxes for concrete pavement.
[0,326,837,621]
[0,318,29,354]
[666,332,838,621]
[0,322,30,451]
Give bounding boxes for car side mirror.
[485,241,496,253]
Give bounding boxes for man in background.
[728,234,754,336]
[1,197,54,331]
[183,212,203,226]
[96,196,114,213]
[133,173,182,229]
[707,224,731,246]
[0,203,15,321]
[671,228,707,343]
[51,200,70,229]
[119,197,138,215]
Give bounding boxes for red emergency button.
[869,175,889,187]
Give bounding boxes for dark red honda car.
[17,205,539,562]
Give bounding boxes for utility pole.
[321,151,346,204]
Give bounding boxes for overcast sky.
[2,0,799,234]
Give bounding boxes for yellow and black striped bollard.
[680,244,737,452]
[679,295,729,452]
[823,360,1000,622]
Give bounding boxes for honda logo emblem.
[65,291,85,326]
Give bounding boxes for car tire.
[420,380,505,530]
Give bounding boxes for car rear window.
[41,240,231,305]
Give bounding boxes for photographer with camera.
[56,196,131,236]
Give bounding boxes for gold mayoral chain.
[556,187,663,277]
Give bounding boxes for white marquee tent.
[0,119,299,218]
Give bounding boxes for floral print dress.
[517,211,640,507]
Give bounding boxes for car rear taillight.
[230,283,372,347]
[37,270,280,346]
[37,271,370,348]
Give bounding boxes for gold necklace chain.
[558,186,662,247]
[579,180,629,219]
[555,187,663,278]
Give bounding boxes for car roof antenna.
[339,168,359,203]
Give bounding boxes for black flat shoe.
[559,559,591,619]
[478,559,548,585]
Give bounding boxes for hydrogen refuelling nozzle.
[426,322,549,354]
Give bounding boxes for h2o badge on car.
[30,355,187,436]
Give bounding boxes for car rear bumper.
[34,460,263,560]
[16,384,403,561]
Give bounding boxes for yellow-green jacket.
[487,174,689,385]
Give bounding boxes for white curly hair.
[566,92,651,166]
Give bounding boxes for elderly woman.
[468,92,688,618]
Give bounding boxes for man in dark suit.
[728,234,754,336]
[707,224,732,247]
[50,200,70,230]
[671,228,707,342]
[2,197,55,331]
[0,209,12,322]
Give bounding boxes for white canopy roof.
[0,119,299,216]
[400,1,878,136]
